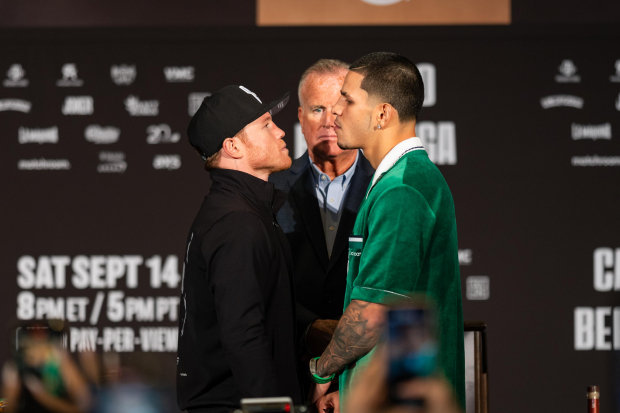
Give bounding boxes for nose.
[332,97,344,117]
[273,122,285,139]
[323,108,336,128]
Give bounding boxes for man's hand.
[314,390,340,413]
[309,381,332,404]
[346,346,462,413]
[306,319,339,355]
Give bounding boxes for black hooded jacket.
[177,168,302,412]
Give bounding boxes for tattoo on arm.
[316,300,384,377]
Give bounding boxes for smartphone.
[13,321,68,398]
[387,303,438,405]
[240,397,294,413]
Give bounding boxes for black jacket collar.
[210,168,286,212]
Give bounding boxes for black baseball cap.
[188,85,290,160]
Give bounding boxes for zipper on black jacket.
[271,193,280,228]
[272,213,280,228]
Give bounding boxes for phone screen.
[387,306,438,403]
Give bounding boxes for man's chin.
[337,140,353,150]
[283,156,293,170]
[336,133,356,150]
[312,141,346,159]
[271,156,292,174]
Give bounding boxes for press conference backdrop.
[1,25,619,413]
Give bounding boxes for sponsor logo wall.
[1,28,619,413]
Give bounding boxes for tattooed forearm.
[316,300,386,377]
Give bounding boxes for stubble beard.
[337,132,359,150]
[272,153,292,173]
[338,114,373,151]
[337,138,355,150]
[336,130,350,150]
[248,142,291,175]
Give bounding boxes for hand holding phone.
[387,303,438,405]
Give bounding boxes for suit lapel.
[326,153,374,273]
[289,156,329,271]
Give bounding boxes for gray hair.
[298,59,350,107]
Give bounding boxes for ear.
[298,106,304,126]
[221,137,243,159]
[376,103,395,128]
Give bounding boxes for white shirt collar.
[368,137,425,195]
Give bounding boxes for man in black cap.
[177,85,302,413]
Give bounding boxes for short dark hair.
[349,52,424,123]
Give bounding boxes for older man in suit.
[270,59,374,368]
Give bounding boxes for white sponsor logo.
[418,63,436,107]
[85,125,120,144]
[147,124,180,144]
[3,64,29,87]
[0,99,32,112]
[125,95,159,116]
[416,121,457,165]
[188,92,211,116]
[540,95,584,109]
[239,86,262,103]
[98,151,127,173]
[571,155,620,167]
[18,159,71,170]
[153,155,181,170]
[18,127,59,144]
[466,276,489,300]
[458,249,472,265]
[610,60,620,83]
[555,59,581,83]
[62,96,93,115]
[571,123,611,140]
[111,65,136,85]
[99,151,124,162]
[56,63,84,87]
[164,66,194,82]
[360,0,403,5]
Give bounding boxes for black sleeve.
[295,302,319,349]
[202,211,280,398]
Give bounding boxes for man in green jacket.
[309,52,465,412]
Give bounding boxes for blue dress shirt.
[309,151,359,257]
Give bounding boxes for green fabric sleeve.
[351,184,436,304]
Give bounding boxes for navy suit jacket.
[269,150,374,342]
